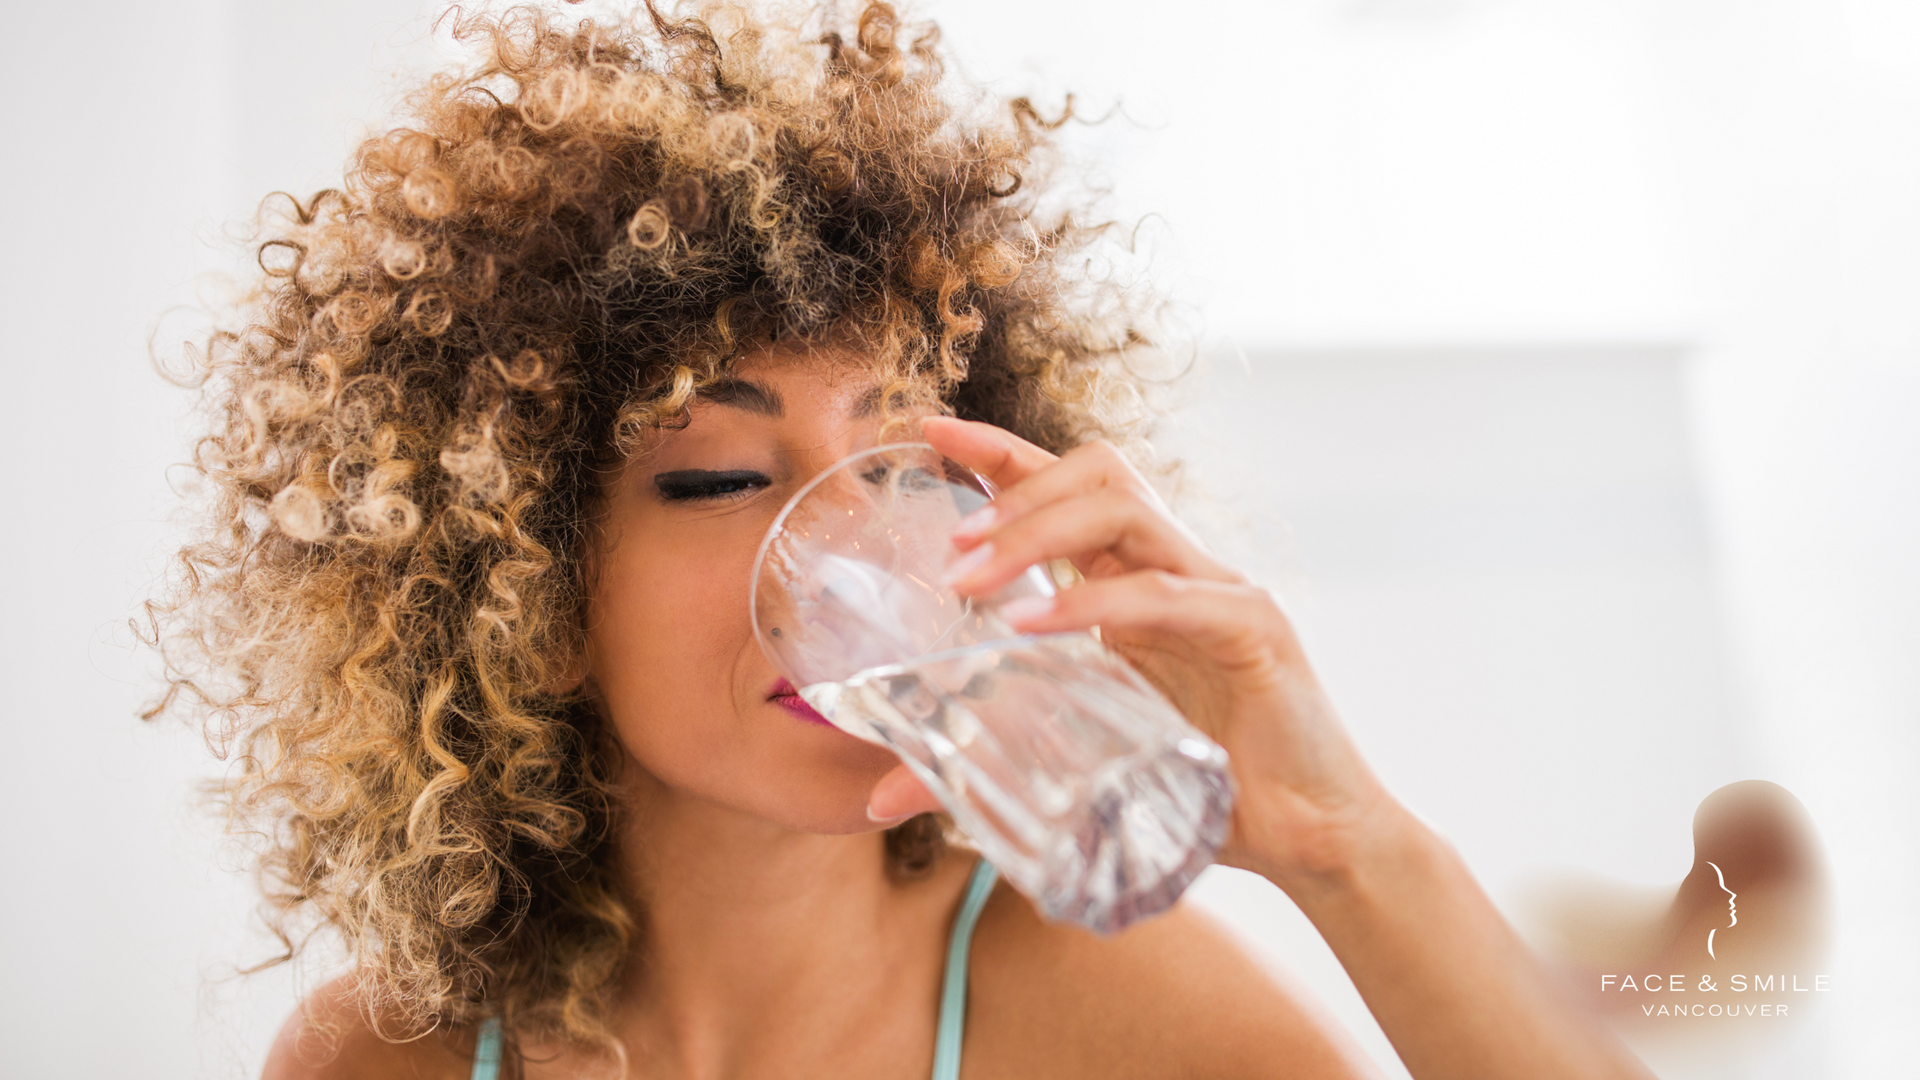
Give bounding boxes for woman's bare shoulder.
[261,977,475,1080]
[965,882,1384,1080]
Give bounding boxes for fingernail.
[940,541,994,587]
[866,805,916,826]
[997,596,1055,627]
[952,505,996,538]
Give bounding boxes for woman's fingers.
[928,422,1164,546]
[945,486,1237,595]
[866,762,943,824]
[924,418,1236,590]
[998,569,1296,667]
[921,415,1058,491]
[953,439,1167,544]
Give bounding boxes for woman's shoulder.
[964,879,1381,1080]
[261,977,477,1080]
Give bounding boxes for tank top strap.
[931,855,1000,1080]
[470,1016,503,1080]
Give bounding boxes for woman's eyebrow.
[702,378,783,417]
[700,377,886,418]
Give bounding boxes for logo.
[1582,781,1832,1029]
[1596,853,1830,1018]
[1706,860,1737,960]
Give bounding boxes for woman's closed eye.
[653,469,772,502]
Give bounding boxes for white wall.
[0,0,244,1075]
[2,1,1914,1077]
[0,1,438,1074]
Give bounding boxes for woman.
[155,2,1655,1077]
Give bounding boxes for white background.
[2,1,1915,1077]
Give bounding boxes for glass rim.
[747,441,997,679]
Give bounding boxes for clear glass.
[750,443,1234,933]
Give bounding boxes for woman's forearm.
[1266,809,1655,1080]
[927,418,1656,1077]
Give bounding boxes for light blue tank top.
[469,857,999,1080]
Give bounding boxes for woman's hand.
[869,419,1658,1080]
[864,417,1406,888]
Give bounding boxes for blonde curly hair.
[149,0,1163,1054]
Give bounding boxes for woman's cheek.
[591,529,755,747]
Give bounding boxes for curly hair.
[149,0,1162,1056]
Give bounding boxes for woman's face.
[584,343,909,832]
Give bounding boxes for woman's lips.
[768,677,836,727]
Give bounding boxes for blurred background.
[2,0,1915,1076]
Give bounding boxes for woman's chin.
[745,745,910,835]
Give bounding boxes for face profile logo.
[1705,860,1737,959]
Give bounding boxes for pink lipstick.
[768,677,836,727]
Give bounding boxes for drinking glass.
[750,442,1233,933]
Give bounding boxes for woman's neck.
[605,768,958,1079]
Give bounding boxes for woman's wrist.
[1229,782,1434,906]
